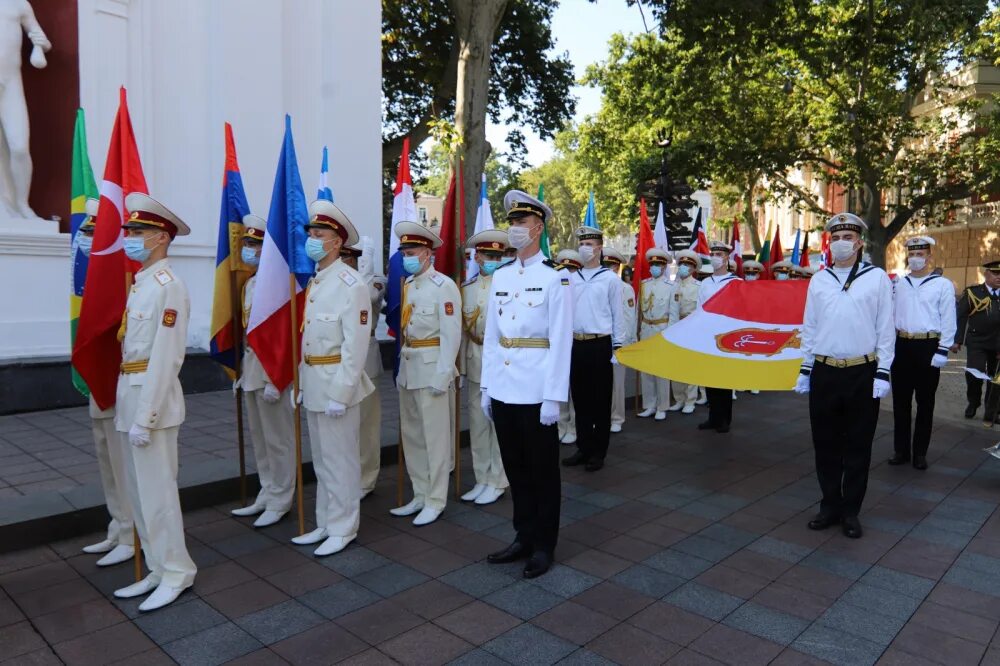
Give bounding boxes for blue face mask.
[482,260,500,276]
[241,246,260,266]
[402,255,424,275]
[677,265,691,279]
[124,237,151,263]
[304,237,328,263]
[650,265,663,278]
[745,273,758,281]
[775,272,789,281]
[77,234,93,257]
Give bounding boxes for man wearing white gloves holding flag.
[481,190,572,579]
[795,213,894,540]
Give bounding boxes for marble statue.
[0,0,50,220]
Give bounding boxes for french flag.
[246,116,313,391]
[465,172,493,280]
[384,137,416,379]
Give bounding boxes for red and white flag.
[71,88,148,410]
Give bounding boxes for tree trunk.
[448,0,509,237]
[863,185,886,267]
[742,178,762,253]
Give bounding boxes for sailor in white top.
[888,236,957,470]
[697,240,742,432]
[562,226,625,472]
[795,213,895,540]
[602,247,637,432]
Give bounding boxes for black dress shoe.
[487,541,531,564]
[716,424,730,433]
[807,513,841,531]
[523,551,553,579]
[912,456,928,470]
[842,516,863,539]
[585,459,604,472]
[562,451,588,467]
[887,454,910,466]
[965,405,978,419]
[697,420,716,431]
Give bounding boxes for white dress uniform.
[799,214,895,527]
[113,193,196,610]
[610,276,637,429]
[639,252,673,416]
[555,253,581,443]
[359,273,386,496]
[394,223,462,521]
[298,202,374,554]
[88,398,135,561]
[668,256,702,411]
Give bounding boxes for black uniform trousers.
[569,336,613,462]
[891,337,941,459]
[967,345,998,414]
[705,387,733,428]
[809,361,880,518]
[491,400,561,556]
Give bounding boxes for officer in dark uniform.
[955,260,1000,421]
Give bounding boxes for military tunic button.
[504,360,510,365]
[515,293,519,298]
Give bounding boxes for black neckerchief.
[841,252,863,292]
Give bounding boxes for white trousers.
[245,388,296,512]
[306,406,361,538]
[120,427,197,588]
[558,397,576,440]
[359,387,381,494]
[672,381,698,407]
[642,373,671,412]
[92,416,133,546]
[467,380,508,488]
[611,364,627,426]
[399,386,451,511]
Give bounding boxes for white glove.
[430,387,447,397]
[232,377,242,395]
[873,378,891,399]
[262,383,280,404]
[128,424,151,448]
[930,354,947,369]
[457,376,465,390]
[481,391,493,421]
[540,400,560,426]
[793,374,810,394]
[610,354,620,366]
[324,400,347,418]
[289,389,302,409]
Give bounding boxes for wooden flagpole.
[453,155,463,499]
[229,271,247,507]
[397,275,406,507]
[122,271,143,584]
[635,281,643,417]
[288,274,306,535]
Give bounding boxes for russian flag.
[246,115,312,391]
[466,172,494,280]
[317,146,333,202]
[384,137,416,379]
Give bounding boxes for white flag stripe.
[247,233,300,334]
[661,310,802,361]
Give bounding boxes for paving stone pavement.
[3,390,1000,665]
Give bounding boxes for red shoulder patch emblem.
[360,310,369,325]
[445,302,454,316]
[162,309,177,328]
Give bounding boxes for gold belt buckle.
[500,337,513,348]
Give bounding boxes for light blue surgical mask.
[241,246,260,266]
[745,273,758,281]
[402,256,424,275]
[124,237,151,263]
[650,265,663,278]
[304,237,328,263]
[775,272,789,281]
[482,260,500,276]
[77,234,92,257]
[677,265,691,279]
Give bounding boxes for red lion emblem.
[715,328,800,357]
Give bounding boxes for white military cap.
[466,228,509,252]
[503,189,552,223]
[709,239,731,253]
[575,226,604,242]
[555,249,583,269]
[80,198,100,230]
[743,259,764,272]
[770,260,795,272]
[306,200,359,246]
[825,212,867,234]
[676,249,701,266]
[904,236,935,250]
[242,214,266,242]
[645,248,671,264]
[394,221,443,250]
[123,192,190,237]
[603,247,627,264]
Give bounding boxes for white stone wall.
[0,0,381,360]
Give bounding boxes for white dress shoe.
[138,582,192,612]
[390,498,424,517]
[654,411,667,421]
[637,408,656,418]
[751,389,760,395]
[82,538,115,554]
[666,402,683,412]
[231,503,265,517]
[560,434,577,444]
[114,575,160,599]
[732,391,738,400]
[681,403,696,414]
[314,534,355,557]
[291,528,327,545]
[253,510,287,528]
[412,507,442,527]
[461,484,486,502]
[96,544,135,567]
[695,389,707,405]
[474,486,505,505]
[610,423,622,433]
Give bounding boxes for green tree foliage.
[416,141,520,226]
[577,0,1000,265]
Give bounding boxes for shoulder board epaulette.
[404,275,414,284]
[430,273,445,286]
[462,275,478,287]
[154,269,174,286]
[542,259,558,269]
[338,270,358,286]
[556,264,567,271]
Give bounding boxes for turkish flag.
[72,88,148,410]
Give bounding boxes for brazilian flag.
[69,109,99,396]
